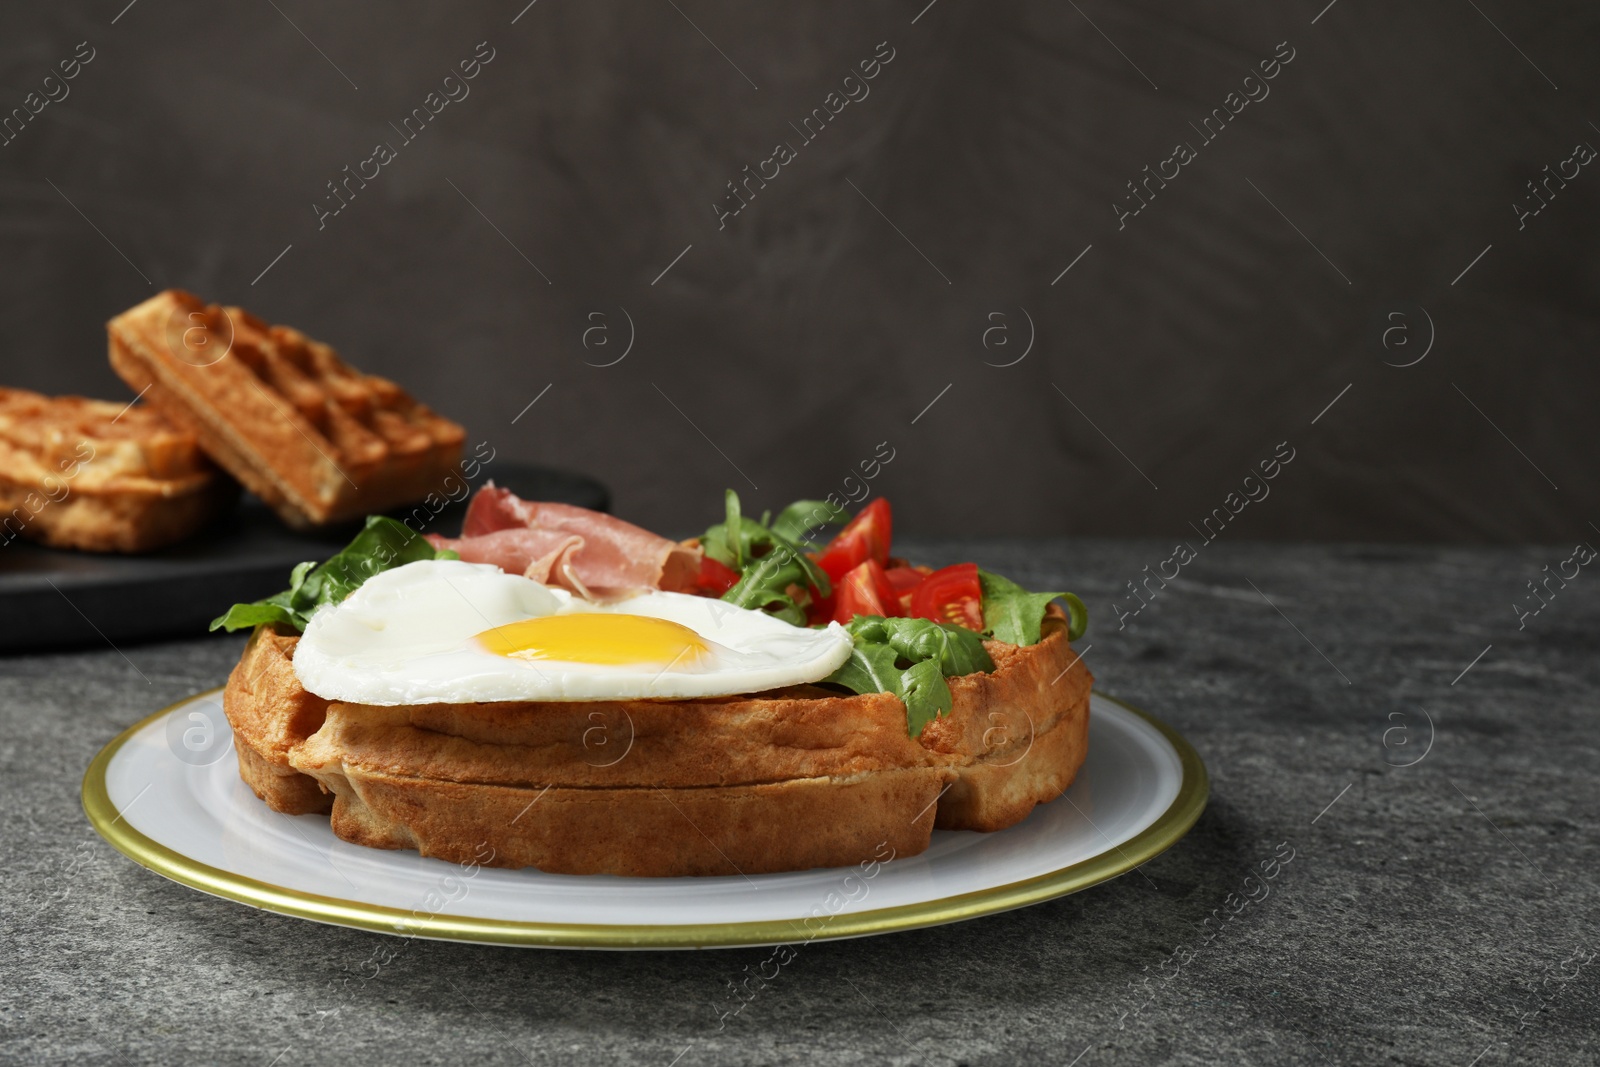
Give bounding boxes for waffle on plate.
[225,610,1090,877]
[213,490,1094,877]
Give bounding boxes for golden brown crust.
[0,474,236,553]
[235,740,332,816]
[319,765,950,877]
[220,609,1092,873]
[107,290,465,528]
[222,625,332,814]
[0,387,233,552]
[926,612,1093,831]
[933,700,1088,832]
[289,686,927,791]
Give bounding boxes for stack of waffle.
[223,610,1092,876]
[2,290,463,552]
[0,387,234,552]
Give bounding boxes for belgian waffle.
[107,290,465,528]
[0,387,234,552]
[223,610,1092,876]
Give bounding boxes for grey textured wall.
[2,1,1594,541]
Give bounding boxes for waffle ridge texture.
[108,290,465,528]
[0,386,233,551]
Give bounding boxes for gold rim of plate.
[82,688,1209,949]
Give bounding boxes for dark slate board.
[0,463,608,652]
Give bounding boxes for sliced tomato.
[695,556,741,596]
[833,559,900,623]
[813,499,893,584]
[884,565,929,614]
[805,588,835,627]
[909,562,984,631]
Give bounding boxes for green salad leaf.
[827,615,996,736]
[209,515,457,633]
[978,568,1088,645]
[722,552,812,627]
[769,498,850,546]
[869,614,995,676]
[702,490,842,621]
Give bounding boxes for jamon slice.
[429,485,701,597]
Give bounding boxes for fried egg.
[290,559,854,704]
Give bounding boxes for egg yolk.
[475,614,709,668]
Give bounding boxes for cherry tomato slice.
[813,499,893,584]
[833,559,900,623]
[884,565,929,614]
[805,587,835,627]
[909,562,984,631]
[695,556,741,596]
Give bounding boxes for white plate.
[84,689,1206,949]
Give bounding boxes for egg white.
[290,559,854,705]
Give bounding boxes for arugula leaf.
[766,529,831,597]
[826,615,996,736]
[829,637,911,697]
[209,515,457,633]
[770,499,849,547]
[857,615,993,676]
[207,600,300,632]
[897,660,952,737]
[722,488,744,567]
[722,553,810,627]
[830,639,954,737]
[978,568,1088,645]
[705,490,775,571]
[702,490,838,622]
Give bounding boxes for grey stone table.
[3,539,1596,1066]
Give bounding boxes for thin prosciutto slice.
[428,485,701,598]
